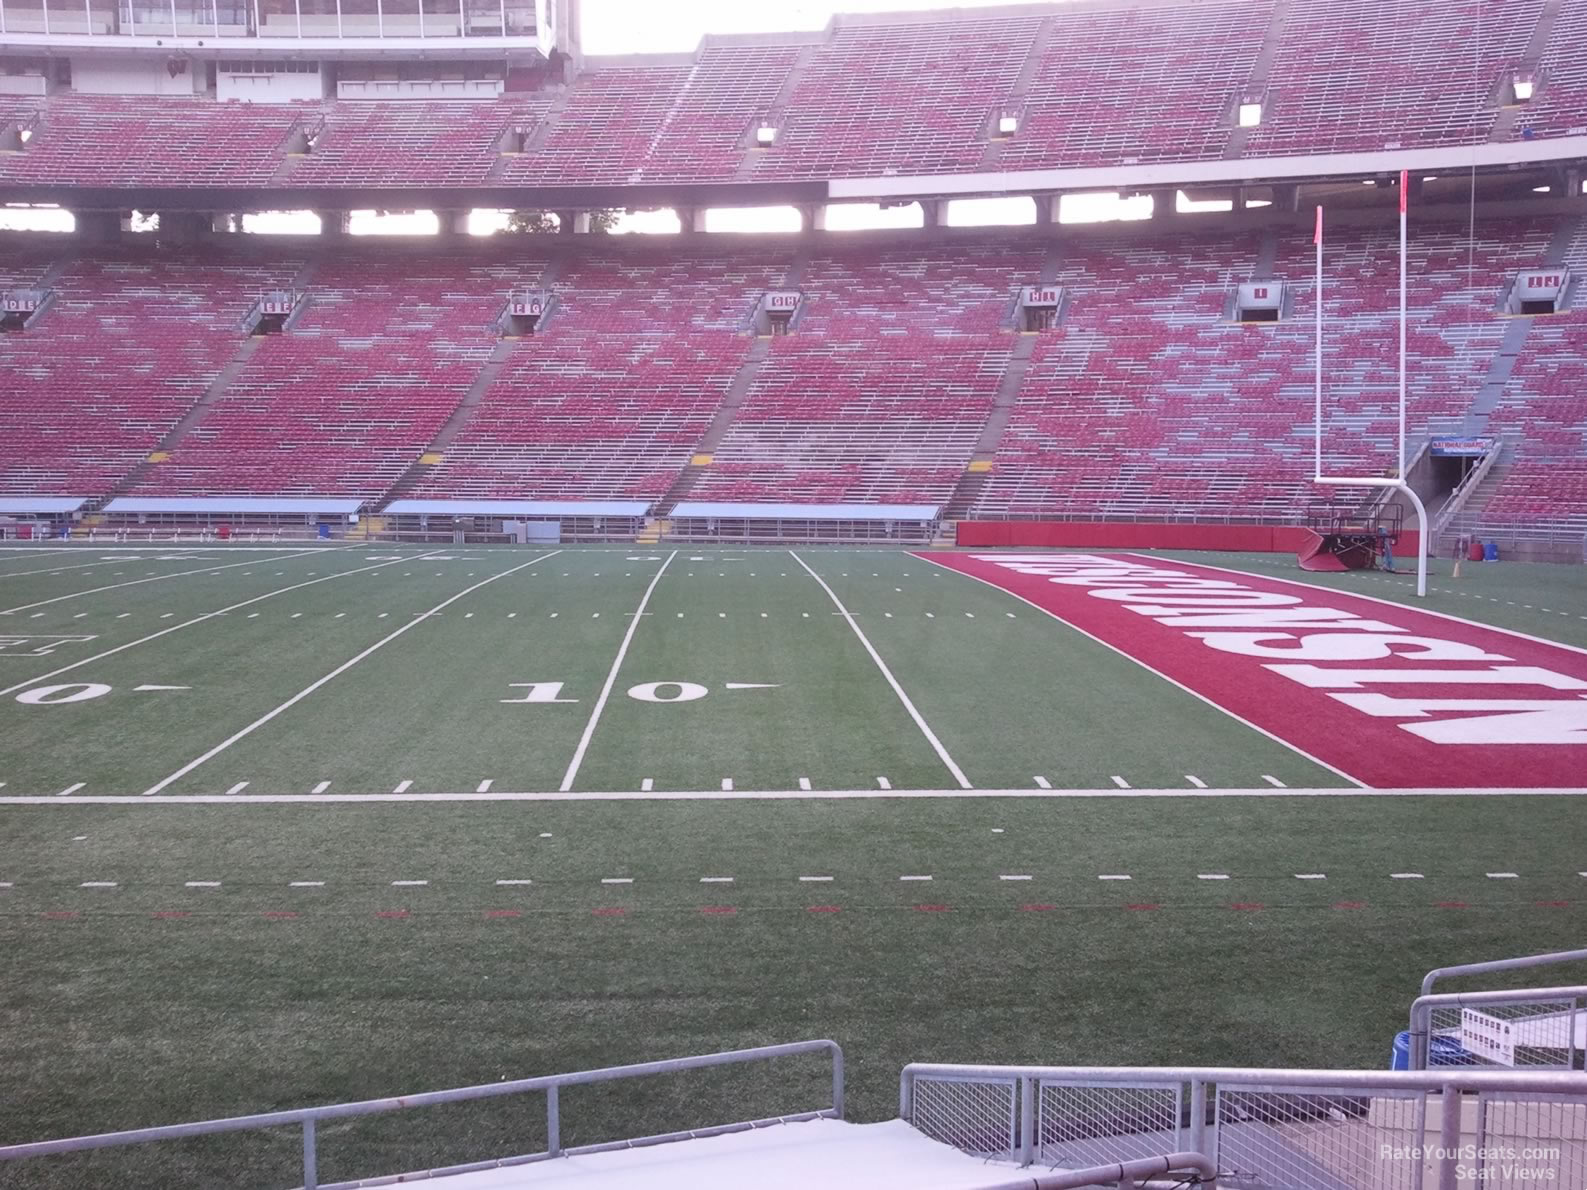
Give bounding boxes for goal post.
[1312,175,1430,597]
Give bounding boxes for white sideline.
[559,551,677,792]
[0,549,456,700]
[139,549,564,797]
[790,550,971,790]
[0,786,1582,804]
[0,545,352,615]
[911,552,1365,788]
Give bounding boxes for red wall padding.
[956,521,1420,555]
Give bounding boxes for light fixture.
[754,124,776,146]
[1238,102,1262,128]
[997,113,1019,136]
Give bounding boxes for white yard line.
[0,557,155,580]
[0,546,353,615]
[558,552,677,792]
[790,550,971,790]
[911,553,1365,789]
[5,786,1584,804]
[139,550,564,797]
[0,550,455,701]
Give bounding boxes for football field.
[1,542,1584,1187]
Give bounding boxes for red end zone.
[920,552,1587,789]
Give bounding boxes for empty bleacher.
[969,220,1554,522]
[1244,0,1543,157]
[410,248,793,501]
[693,243,1037,507]
[0,248,300,497]
[0,94,303,188]
[4,0,1585,190]
[135,253,523,499]
[748,15,1040,181]
[997,0,1271,170]
[283,100,547,188]
[1512,0,1587,140]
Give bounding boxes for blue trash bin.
[1391,1030,1478,1070]
[1484,540,1499,562]
[317,522,331,540]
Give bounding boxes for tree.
[504,209,620,234]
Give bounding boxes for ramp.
[425,1119,1023,1190]
[1297,529,1377,571]
[1296,530,1348,571]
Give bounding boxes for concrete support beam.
[74,210,122,244]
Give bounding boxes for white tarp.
[103,497,364,515]
[424,1119,1023,1190]
[382,500,649,518]
[671,502,939,521]
[0,497,87,515]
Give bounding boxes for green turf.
[2,798,1584,1187]
[1,542,1584,1187]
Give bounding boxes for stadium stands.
[693,242,1036,506]
[0,94,302,188]
[995,0,1270,170]
[748,15,1039,180]
[0,248,300,497]
[135,252,522,499]
[0,213,1580,534]
[1512,0,1587,140]
[283,101,547,188]
[410,247,792,500]
[3,0,1585,190]
[1243,0,1543,157]
[968,220,1556,521]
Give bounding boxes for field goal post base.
[1313,475,1429,597]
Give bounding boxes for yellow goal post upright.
[1313,169,1430,598]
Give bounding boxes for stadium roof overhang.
[671,502,940,521]
[383,499,649,518]
[0,497,87,515]
[103,497,365,515]
[0,179,832,211]
[829,135,1587,203]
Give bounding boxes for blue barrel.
[1484,540,1499,562]
[1391,1030,1478,1070]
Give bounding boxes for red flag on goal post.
[1400,168,1409,213]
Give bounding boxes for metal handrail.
[1408,983,1587,1071]
[0,1039,844,1190]
[901,1062,1587,1190]
[972,1151,1218,1190]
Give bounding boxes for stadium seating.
[3,0,1585,189]
[1243,0,1543,157]
[136,252,525,499]
[995,0,1271,170]
[410,247,792,500]
[691,242,1038,507]
[0,248,300,497]
[747,15,1040,181]
[1511,0,1587,140]
[0,94,303,188]
[969,221,1554,521]
[283,100,547,188]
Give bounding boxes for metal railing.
[1408,985,1587,1072]
[0,1039,844,1189]
[901,1063,1587,1190]
[972,1150,1219,1189]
